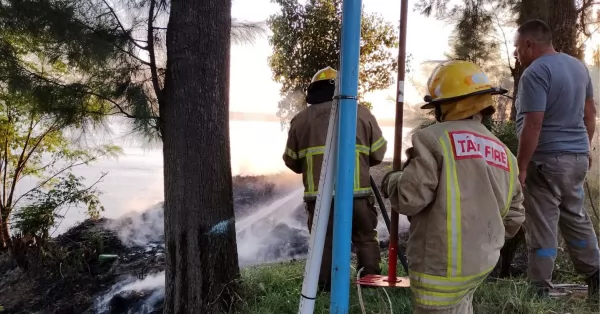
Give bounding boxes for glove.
[380,170,403,199]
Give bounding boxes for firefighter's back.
[290,101,382,200]
[410,118,518,278]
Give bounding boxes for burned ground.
[0,163,529,313]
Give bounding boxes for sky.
[229,0,457,122]
[229,0,600,122]
[41,0,600,231]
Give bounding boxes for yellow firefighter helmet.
[421,60,507,109]
[311,66,338,84]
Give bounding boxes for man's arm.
[516,69,549,175]
[584,74,597,147]
[368,113,387,167]
[385,131,439,217]
[282,118,302,174]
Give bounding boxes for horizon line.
[229,111,398,127]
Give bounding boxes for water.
[81,119,410,313]
[94,188,307,314]
[11,120,406,235]
[235,187,304,232]
[93,272,165,313]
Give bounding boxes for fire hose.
[370,175,409,275]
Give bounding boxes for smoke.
[98,169,412,312]
[107,203,165,247]
[235,187,307,267]
[97,178,308,313]
[93,272,165,313]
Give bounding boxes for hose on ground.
[354,266,393,314]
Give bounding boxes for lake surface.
[13,120,410,234]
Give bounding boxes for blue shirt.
[515,53,593,155]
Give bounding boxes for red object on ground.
[356,274,411,288]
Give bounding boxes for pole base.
[355,275,410,288]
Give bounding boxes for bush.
[13,173,104,243]
[486,120,519,154]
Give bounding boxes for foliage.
[13,173,106,241]
[415,0,599,121]
[0,85,122,247]
[418,0,499,66]
[488,120,518,154]
[0,0,266,140]
[268,0,399,127]
[411,116,518,155]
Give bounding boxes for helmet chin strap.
[434,104,443,122]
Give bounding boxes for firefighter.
[381,60,526,313]
[282,66,387,292]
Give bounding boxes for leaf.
[268,0,399,123]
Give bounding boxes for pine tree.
[268,0,399,127]
[163,0,239,311]
[416,0,598,120]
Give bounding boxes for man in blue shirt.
[514,19,599,298]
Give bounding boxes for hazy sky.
[229,0,456,121]
[229,0,600,122]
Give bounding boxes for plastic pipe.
[330,0,362,312]
[298,78,341,314]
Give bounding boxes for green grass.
[237,258,599,314]
[236,178,600,313]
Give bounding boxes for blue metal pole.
[330,0,362,312]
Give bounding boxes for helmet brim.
[420,87,509,109]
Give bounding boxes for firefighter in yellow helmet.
[283,66,387,292]
[381,60,525,313]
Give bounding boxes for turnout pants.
[413,289,475,314]
[305,196,381,288]
[523,153,600,288]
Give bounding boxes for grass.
[236,158,600,313]
[236,255,599,314]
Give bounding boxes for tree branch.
[5,116,35,204]
[493,12,514,72]
[99,0,148,50]
[72,17,150,66]
[12,159,93,208]
[6,121,59,208]
[49,172,107,237]
[577,0,599,14]
[2,112,12,209]
[20,67,158,120]
[147,0,163,105]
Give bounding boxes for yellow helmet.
[421,60,507,109]
[311,66,338,84]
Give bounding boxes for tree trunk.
[163,0,240,313]
[2,220,11,247]
[510,0,581,120]
[0,214,12,249]
[510,0,549,121]
[509,61,523,121]
[548,0,580,59]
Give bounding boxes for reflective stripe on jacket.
[282,101,387,201]
[386,117,525,310]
